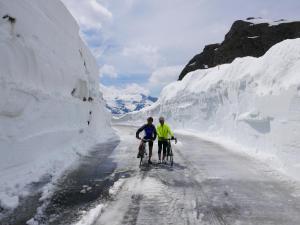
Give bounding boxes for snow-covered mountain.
[120,38,300,181]
[179,18,300,80]
[100,84,157,115]
[0,0,113,209]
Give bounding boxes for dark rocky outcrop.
[179,18,300,80]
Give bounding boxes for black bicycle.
[166,138,177,166]
[138,139,151,166]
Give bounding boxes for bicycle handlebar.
[138,138,177,143]
[161,138,177,141]
[161,138,177,144]
[141,139,153,142]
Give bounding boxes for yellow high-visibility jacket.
[156,123,174,141]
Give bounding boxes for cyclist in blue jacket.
[136,117,157,164]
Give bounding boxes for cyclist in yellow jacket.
[156,116,175,163]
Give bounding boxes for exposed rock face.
[179,18,300,80]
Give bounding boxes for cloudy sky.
[61,0,300,96]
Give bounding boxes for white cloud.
[122,44,157,56]
[147,65,183,96]
[260,9,270,17]
[99,64,118,78]
[149,65,183,87]
[121,43,164,70]
[147,65,183,95]
[124,83,150,95]
[61,0,112,31]
[63,0,300,95]
[100,83,150,99]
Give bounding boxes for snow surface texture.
[121,38,300,181]
[244,17,297,26]
[0,0,113,209]
[100,84,157,115]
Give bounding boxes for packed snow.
[120,38,300,181]
[244,17,297,26]
[247,36,260,39]
[0,0,113,209]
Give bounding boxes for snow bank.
[122,38,300,180]
[244,18,297,26]
[0,0,113,209]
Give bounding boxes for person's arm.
[156,125,161,139]
[167,124,174,139]
[153,126,157,141]
[167,125,177,143]
[136,125,145,139]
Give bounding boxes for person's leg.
[158,141,162,161]
[162,141,167,161]
[148,141,153,161]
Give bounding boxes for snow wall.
[0,0,113,209]
[121,38,300,181]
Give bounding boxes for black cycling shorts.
[158,140,168,155]
[148,140,153,148]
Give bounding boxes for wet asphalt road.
[2,124,300,225]
[93,125,300,225]
[0,139,121,225]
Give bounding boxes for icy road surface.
[91,125,300,225]
[2,124,300,225]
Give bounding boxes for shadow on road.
[139,162,187,172]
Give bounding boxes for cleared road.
[3,124,300,225]
[93,125,300,225]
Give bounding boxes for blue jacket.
[136,124,157,140]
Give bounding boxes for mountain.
[106,94,158,115]
[179,18,300,80]
[100,84,158,115]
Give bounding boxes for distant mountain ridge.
[100,85,157,115]
[179,18,300,80]
[106,94,158,115]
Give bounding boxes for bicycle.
[165,138,177,167]
[137,139,152,166]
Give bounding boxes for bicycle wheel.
[139,153,143,166]
[169,147,173,166]
[139,145,145,167]
[166,142,170,161]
